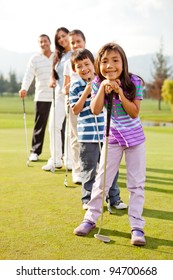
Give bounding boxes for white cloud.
[0,0,172,57]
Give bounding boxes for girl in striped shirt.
[73,42,146,246]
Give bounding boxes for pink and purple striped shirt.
[92,74,146,147]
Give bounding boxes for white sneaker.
[73,175,82,184]
[42,159,62,171]
[82,203,89,210]
[29,153,38,161]
[64,162,72,171]
[112,200,128,210]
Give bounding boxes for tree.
[0,74,6,95]
[162,80,173,112]
[7,71,20,94]
[146,39,172,110]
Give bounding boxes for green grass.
[0,96,173,260]
[140,99,173,123]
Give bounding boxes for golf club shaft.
[97,90,114,234]
[22,98,29,165]
[53,87,56,170]
[106,91,114,137]
[95,115,102,154]
[64,96,70,186]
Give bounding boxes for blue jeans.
[106,171,120,206]
[79,142,120,205]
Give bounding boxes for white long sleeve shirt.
[21,52,54,102]
[63,59,82,90]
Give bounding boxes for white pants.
[48,94,72,164]
[68,105,81,178]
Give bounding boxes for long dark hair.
[95,42,143,101]
[52,27,70,79]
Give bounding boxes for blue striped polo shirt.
[69,79,104,143]
[92,75,146,147]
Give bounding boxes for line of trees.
[0,40,173,111]
[0,71,20,95]
[145,40,173,110]
[0,71,35,95]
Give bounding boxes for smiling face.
[69,34,86,51]
[100,50,123,81]
[38,36,51,54]
[74,57,95,81]
[56,30,70,51]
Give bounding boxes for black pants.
[61,117,66,155]
[31,101,51,155]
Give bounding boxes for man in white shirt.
[19,34,54,161]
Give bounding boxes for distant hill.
[128,54,155,82]
[128,53,173,82]
[0,48,172,83]
[0,48,34,81]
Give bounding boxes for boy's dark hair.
[69,29,86,42]
[70,49,94,71]
[39,34,51,43]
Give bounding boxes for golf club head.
[26,160,30,167]
[107,201,116,214]
[50,166,55,173]
[107,205,115,214]
[64,178,68,187]
[94,234,110,243]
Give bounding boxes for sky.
[0,0,173,57]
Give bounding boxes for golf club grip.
[106,91,114,137]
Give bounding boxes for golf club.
[64,98,70,187]
[95,116,115,215]
[94,90,114,243]
[50,87,56,173]
[94,92,115,215]
[106,198,116,214]
[94,115,102,154]
[22,98,30,166]
[89,77,114,215]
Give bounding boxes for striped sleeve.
[131,75,143,100]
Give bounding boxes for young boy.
[69,49,127,210]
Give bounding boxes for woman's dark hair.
[70,49,94,71]
[95,42,144,101]
[53,27,70,79]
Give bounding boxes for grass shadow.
[119,166,173,194]
[93,228,173,251]
[143,208,173,221]
[120,164,173,175]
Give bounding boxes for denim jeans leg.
[106,171,121,205]
[79,143,100,204]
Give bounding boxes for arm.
[49,75,56,88]
[19,57,35,98]
[62,60,71,95]
[62,75,70,95]
[111,78,141,118]
[49,53,59,88]
[72,83,92,115]
[90,81,106,115]
[104,79,141,118]
[19,89,27,98]
[118,88,140,118]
